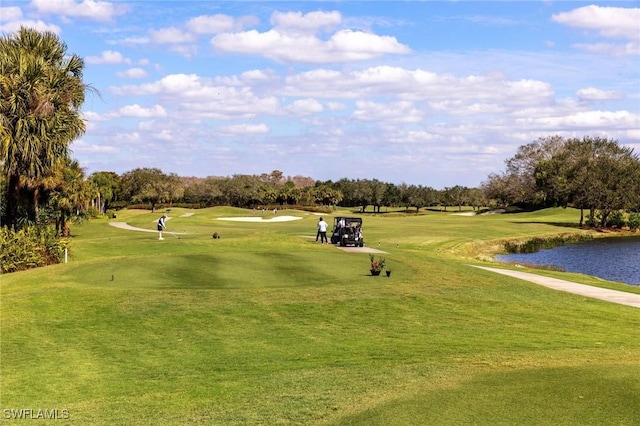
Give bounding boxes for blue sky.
[2,1,639,188]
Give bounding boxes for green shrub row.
[503,233,593,254]
[0,226,69,274]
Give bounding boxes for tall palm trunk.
[5,174,20,229]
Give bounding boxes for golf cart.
[330,217,364,247]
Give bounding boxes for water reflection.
[495,236,640,286]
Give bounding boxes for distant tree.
[480,173,512,208]
[351,179,373,212]
[120,168,175,212]
[382,183,401,210]
[277,181,301,205]
[505,135,565,207]
[221,175,265,207]
[443,185,470,211]
[183,176,223,207]
[400,184,436,212]
[47,160,94,235]
[466,187,487,211]
[90,171,120,213]
[368,179,387,213]
[164,173,184,206]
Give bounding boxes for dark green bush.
[0,226,69,274]
[607,210,627,228]
[628,212,640,230]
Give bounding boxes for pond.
[495,235,640,286]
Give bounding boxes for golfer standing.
[317,217,329,244]
[157,214,167,240]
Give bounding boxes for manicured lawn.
[1,207,639,424]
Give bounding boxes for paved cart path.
[472,266,640,308]
[109,221,186,234]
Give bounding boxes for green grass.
[1,207,639,424]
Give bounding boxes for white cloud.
[576,87,624,102]
[81,111,109,122]
[285,99,324,115]
[352,100,423,124]
[218,123,269,134]
[572,42,640,56]
[86,50,131,65]
[271,10,341,33]
[552,5,640,56]
[1,6,23,21]
[552,5,640,40]
[149,27,195,44]
[211,26,410,64]
[516,110,639,130]
[116,68,148,79]
[115,104,167,118]
[0,7,61,33]
[185,14,236,34]
[110,74,280,120]
[30,0,127,22]
[115,131,141,144]
[70,139,118,153]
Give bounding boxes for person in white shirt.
[317,217,329,244]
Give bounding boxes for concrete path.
[336,246,388,254]
[109,222,156,233]
[109,221,186,235]
[472,266,640,308]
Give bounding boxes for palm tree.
[48,160,94,236]
[0,27,87,229]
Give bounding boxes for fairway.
[2,207,640,425]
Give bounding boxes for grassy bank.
[1,207,639,424]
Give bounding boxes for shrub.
[607,210,627,228]
[0,226,69,274]
[503,234,593,254]
[628,212,640,230]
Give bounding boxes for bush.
[0,226,69,274]
[607,210,627,228]
[628,212,640,230]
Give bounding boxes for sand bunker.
[216,216,302,222]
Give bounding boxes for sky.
[1,1,639,189]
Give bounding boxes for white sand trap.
[180,213,195,217]
[450,212,476,216]
[216,216,302,222]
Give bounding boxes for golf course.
[2,206,639,424]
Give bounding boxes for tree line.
[81,168,487,216]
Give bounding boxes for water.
[495,236,640,286]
